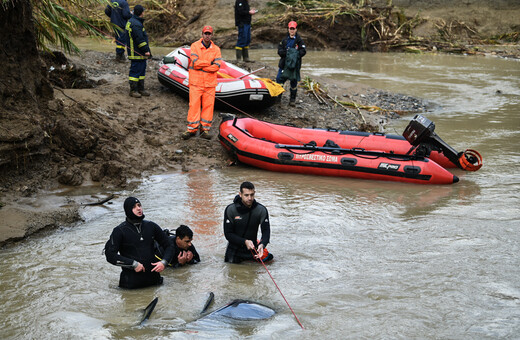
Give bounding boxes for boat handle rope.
[276,144,424,161]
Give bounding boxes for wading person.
[234,0,257,62]
[223,181,273,263]
[126,5,151,98]
[171,225,201,267]
[154,225,200,267]
[105,197,173,289]
[182,26,222,140]
[276,21,306,106]
[104,0,131,62]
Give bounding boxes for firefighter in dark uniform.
[223,182,273,263]
[105,197,173,289]
[104,0,131,62]
[234,0,257,62]
[125,5,151,98]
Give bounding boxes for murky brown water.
[1,46,519,339]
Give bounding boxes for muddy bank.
[145,0,519,56]
[0,48,429,246]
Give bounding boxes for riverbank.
[0,48,430,246]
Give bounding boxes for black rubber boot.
[289,88,297,106]
[129,81,141,98]
[243,48,251,62]
[236,49,242,61]
[138,80,150,97]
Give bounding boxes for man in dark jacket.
[104,0,131,62]
[276,21,306,106]
[154,225,201,267]
[125,5,151,98]
[223,181,273,263]
[234,0,257,62]
[105,197,173,289]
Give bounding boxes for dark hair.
[176,225,193,239]
[240,181,255,192]
[134,5,144,16]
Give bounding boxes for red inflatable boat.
[218,114,482,185]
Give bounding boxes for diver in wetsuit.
[155,225,201,268]
[105,197,173,289]
[223,181,273,263]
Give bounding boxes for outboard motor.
[403,114,482,171]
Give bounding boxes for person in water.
[223,181,273,263]
[154,225,200,267]
[105,197,173,289]
[170,224,201,267]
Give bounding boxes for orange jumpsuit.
[187,39,222,133]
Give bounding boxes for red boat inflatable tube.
[218,115,462,185]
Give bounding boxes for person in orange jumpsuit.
[182,26,222,140]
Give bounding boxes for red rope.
[251,248,305,329]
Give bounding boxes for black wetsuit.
[105,219,173,289]
[171,239,200,267]
[223,195,270,263]
[155,231,201,268]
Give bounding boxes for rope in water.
[251,248,305,329]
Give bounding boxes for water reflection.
[185,170,220,236]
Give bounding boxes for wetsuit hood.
[124,197,145,222]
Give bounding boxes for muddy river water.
[1,47,519,339]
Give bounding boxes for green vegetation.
[1,0,110,54]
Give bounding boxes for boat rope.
[250,248,305,330]
[172,50,309,145]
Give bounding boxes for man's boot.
[129,81,141,98]
[116,53,125,63]
[243,48,251,62]
[138,80,150,97]
[236,48,242,62]
[289,88,297,106]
